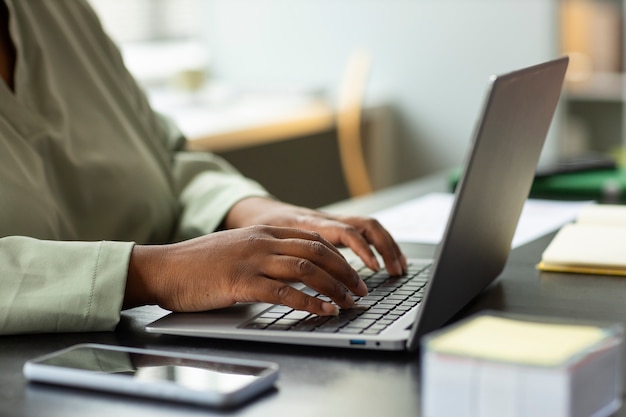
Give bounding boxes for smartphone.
[23,343,279,408]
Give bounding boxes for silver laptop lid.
[407,57,569,352]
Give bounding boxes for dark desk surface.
[2,173,625,417]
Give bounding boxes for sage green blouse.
[0,0,269,334]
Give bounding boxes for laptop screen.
[407,57,569,352]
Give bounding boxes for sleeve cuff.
[0,237,134,335]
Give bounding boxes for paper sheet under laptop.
[373,192,591,248]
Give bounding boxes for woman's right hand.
[123,225,369,316]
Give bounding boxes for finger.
[269,239,368,299]
[318,217,407,276]
[359,218,408,275]
[262,225,345,258]
[335,225,383,272]
[239,278,340,316]
[307,217,385,272]
[281,215,383,272]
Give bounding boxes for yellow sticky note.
[427,315,606,367]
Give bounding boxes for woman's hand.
[124,225,369,315]
[223,197,408,276]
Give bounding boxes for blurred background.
[87,0,624,208]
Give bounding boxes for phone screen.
[34,345,270,395]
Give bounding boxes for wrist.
[223,196,284,229]
[124,245,161,309]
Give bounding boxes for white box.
[421,312,622,417]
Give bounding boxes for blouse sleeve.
[170,146,272,241]
[0,236,133,335]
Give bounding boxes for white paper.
[372,192,592,249]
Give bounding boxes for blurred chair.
[336,49,374,197]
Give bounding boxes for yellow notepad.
[538,204,626,276]
[421,313,623,417]
[427,315,606,366]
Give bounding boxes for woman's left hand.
[223,197,407,276]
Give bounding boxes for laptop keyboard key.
[345,318,376,329]
[336,328,364,334]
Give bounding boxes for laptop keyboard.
[239,260,431,335]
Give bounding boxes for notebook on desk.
[146,57,569,352]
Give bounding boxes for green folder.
[449,168,626,203]
[530,169,626,202]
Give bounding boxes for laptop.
[146,57,569,352]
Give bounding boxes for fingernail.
[371,257,381,271]
[395,260,404,275]
[356,279,368,296]
[343,291,355,307]
[322,303,339,316]
[401,255,409,272]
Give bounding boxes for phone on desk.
[23,343,279,408]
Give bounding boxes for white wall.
[203,0,560,185]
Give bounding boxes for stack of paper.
[421,313,622,417]
[372,192,591,248]
[538,204,626,276]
